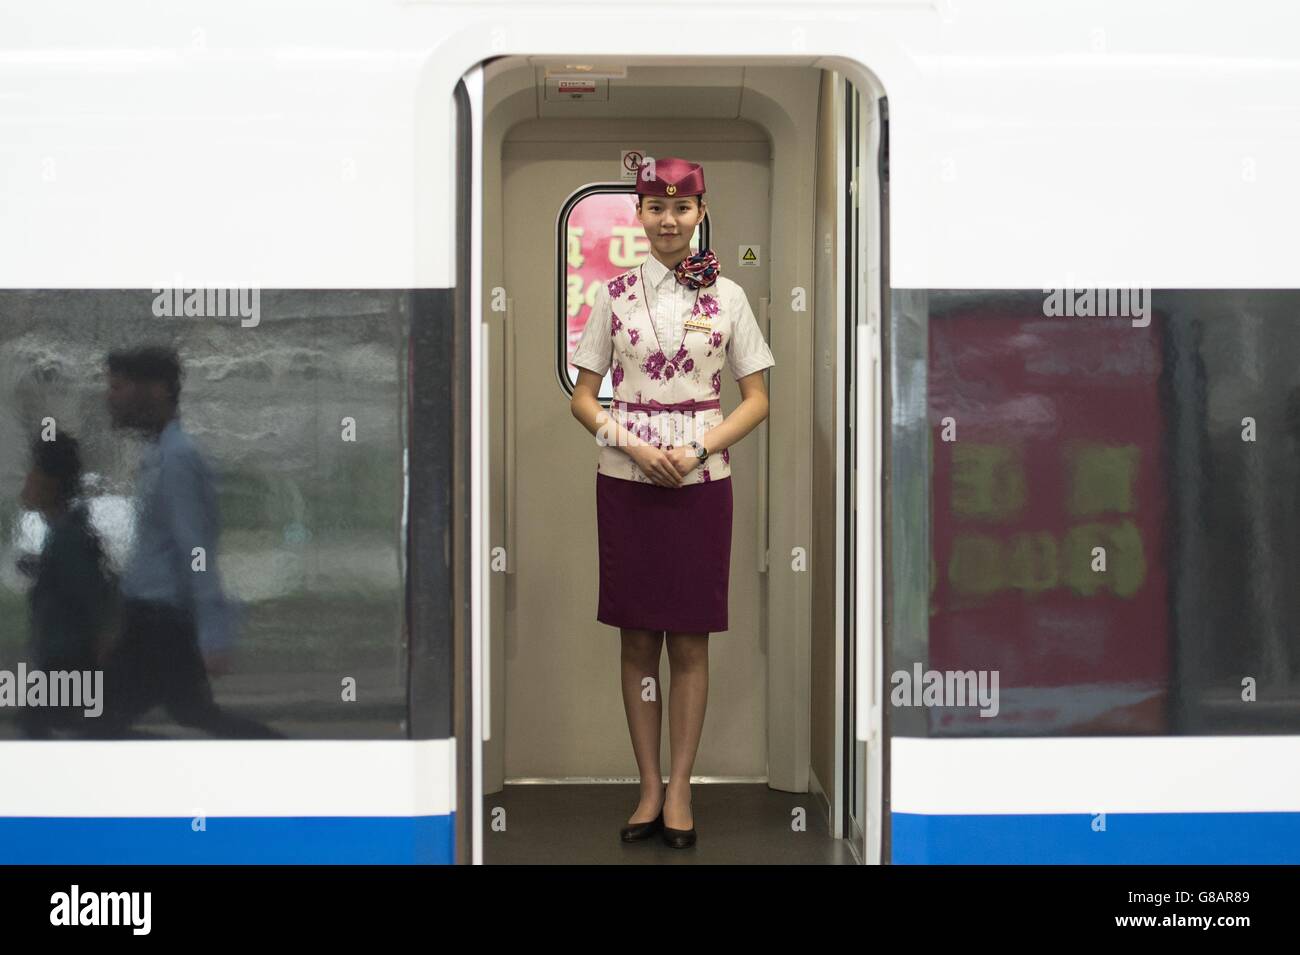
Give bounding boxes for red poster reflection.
[563,193,698,388]
[928,305,1169,734]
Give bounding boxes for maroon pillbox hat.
[634,156,706,198]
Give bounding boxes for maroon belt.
[615,398,720,415]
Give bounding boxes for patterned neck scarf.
[673,248,720,289]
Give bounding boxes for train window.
[558,186,709,398]
[888,288,1300,738]
[0,290,410,740]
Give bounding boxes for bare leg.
[620,628,666,824]
[664,631,709,830]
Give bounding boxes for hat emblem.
[666,184,676,195]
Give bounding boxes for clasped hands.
[626,442,704,488]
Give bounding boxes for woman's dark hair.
[106,345,183,404]
[30,432,83,503]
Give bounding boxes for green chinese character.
[1065,443,1139,517]
[948,534,1005,597]
[1006,532,1059,594]
[951,444,1026,522]
[1062,520,1145,597]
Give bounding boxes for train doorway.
[458,56,886,864]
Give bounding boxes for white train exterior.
[1,0,1298,864]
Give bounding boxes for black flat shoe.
[620,808,664,842]
[662,823,696,848]
[620,784,667,842]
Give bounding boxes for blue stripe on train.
[892,812,1300,864]
[0,814,455,864]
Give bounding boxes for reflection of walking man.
[91,346,279,738]
[17,433,115,738]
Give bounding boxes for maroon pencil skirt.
[595,470,732,633]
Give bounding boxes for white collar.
[642,253,678,288]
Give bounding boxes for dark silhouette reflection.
[85,347,281,739]
[16,433,115,738]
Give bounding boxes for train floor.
[483,782,857,864]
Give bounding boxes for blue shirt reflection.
[119,417,234,654]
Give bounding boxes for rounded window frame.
[556,183,711,403]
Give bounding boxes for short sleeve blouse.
[571,274,774,381]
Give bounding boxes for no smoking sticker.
[621,150,646,181]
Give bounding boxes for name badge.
[684,319,712,332]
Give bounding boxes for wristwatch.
[688,440,709,466]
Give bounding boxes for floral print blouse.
[572,260,775,487]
